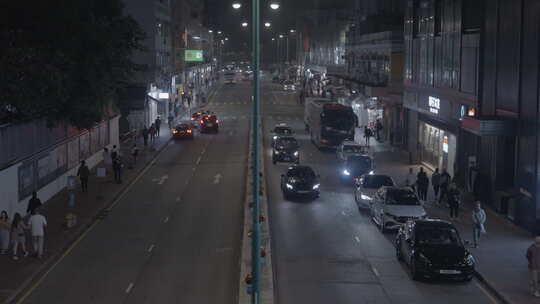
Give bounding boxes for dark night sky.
[205,0,354,50]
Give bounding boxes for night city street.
[2,1,540,304]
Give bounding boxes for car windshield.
[276,138,298,148]
[275,127,292,135]
[288,167,315,178]
[343,145,363,153]
[386,189,420,205]
[177,124,190,130]
[416,227,462,246]
[362,175,393,188]
[284,80,293,85]
[346,156,371,169]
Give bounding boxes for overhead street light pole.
[251,0,261,303]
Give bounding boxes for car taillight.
[216,120,219,123]
[172,130,178,134]
[187,129,192,133]
[200,120,204,124]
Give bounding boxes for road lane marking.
[157,175,168,185]
[370,265,380,278]
[192,167,196,171]
[164,217,169,223]
[354,236,361,243]
[196,156,201,165]
[147,244,155,252]
[474,280,499,304]
[214,173,223,184]
[341,210,347,216]
[125,283,134,294]
[176,196,181,201]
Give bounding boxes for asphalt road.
[21,80,252,304]
[262,82,499,304]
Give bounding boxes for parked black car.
[395,219,475,281]
[272,136,299,164]
[280,165,320,200]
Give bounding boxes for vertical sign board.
[185,50,204,62]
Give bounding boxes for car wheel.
[410,257,421,281]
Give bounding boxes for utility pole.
[286,36,289,64]
[251,0,261,303]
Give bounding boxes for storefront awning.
[461,116,516,136]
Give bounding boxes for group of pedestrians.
[363,120,384,146]
[0,192,47,260]
[405,166,487,248]
[141,117,162,148]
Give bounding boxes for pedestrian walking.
[29,208,47,259]
[405,167,416,191]
[431,168,441,202]
[416,167,429,201]
[111,145,118,161]
[375,119,383,141]
[77,160,90,193]
[438,169,451,205]
[526,236,540,297]
[113,157,123,184]
[472,201,487,248]
[364,126,373,146]
[155,117,162,136]
[142,126,149,147]
[26,191,42,216]
[131,144,139,165]
[447,183,460,220]
[10,213,28,260]
[0,211,11,255]
[149,124,156,144]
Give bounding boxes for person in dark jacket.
[447,183,460,220]
[112,157,123,184]
[142,126,149,147]
[77,160,90,192]
[438,169,451,205]
[26,191,42,216]
[416,167,429,201]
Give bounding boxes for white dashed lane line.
[147,244,155,252]
[125,283,134,294]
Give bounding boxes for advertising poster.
[80,132,90,160]
[56,143,67,173]
[18,161,35,198]
[68,138,79,169]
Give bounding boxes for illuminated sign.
[442,136,449,153]
[429,96,440,115]
[468,107,476,117]
[185,50,203,62]
[158,92,169,99]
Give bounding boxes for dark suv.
[280,165,320,200]
[395,219,475,281]
[272,136,299,164]
[200,114,219,133]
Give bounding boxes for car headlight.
[360,194,372,201]
[286,183,293,190]
[464,254,475,266]
[369,170,374,175]
[273,136,278,140]
[312,184,320,190]
[293,151,299,156]
[274,150,279,154]
[343,169,350,176]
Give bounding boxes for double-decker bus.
[304,98,357,148]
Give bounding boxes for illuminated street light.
[264,22,271,28]
[225,37,229,41]
[279,34,284,38]
[217,31,222,34]
[242,22,248,27]
[272,38,275,41]
[290,29,296,33]
[232,2,241,9]
[270,2,280,10]
[208,30,213,33]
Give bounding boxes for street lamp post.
[251,0,261,302]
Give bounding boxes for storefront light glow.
[429,96,440,115]
[158,92,169,99]
[442,136,449,153]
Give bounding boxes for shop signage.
[442,136,449,153]
[429,96,440,115]
[185,50,203,62]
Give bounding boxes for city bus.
[304,98,357,148]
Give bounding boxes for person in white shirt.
[29,208,47,258]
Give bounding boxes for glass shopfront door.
[418,122,456,176]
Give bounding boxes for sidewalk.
[0,124,173,304]
[367,139,535,304]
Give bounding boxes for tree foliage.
[0,0,146,129]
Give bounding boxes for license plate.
[206,123,213,127]
[297,190,310,194]
[439,270,461,274]
[283,157,290,160]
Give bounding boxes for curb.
[473,271,512,304]
[5,138,172,304]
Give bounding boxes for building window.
[434,0,442,36]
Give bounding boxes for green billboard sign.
[185,50,203,62]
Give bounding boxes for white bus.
[304,98,357,148]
